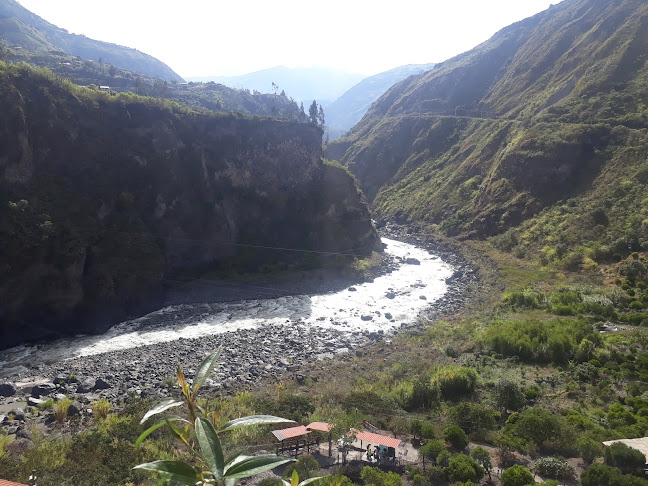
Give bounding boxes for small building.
[0,479,30,486]
[99,86,111,91]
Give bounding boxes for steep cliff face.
[0,63,380,349]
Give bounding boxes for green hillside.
[329,0,648,267]
[0,0,183,82]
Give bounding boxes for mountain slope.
[328,0,648,265]
[324,63,436,139]
[0,0,183,81]
[0,62,379,349]
[188,66,365,105]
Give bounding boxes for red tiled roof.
[0,479,29,486]
[272,425,310,441]
[307,422,333,432]
[352,430,401,448]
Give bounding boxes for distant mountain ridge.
[187,66,365,105]
[0,0,183,82]
[324,63,436,139]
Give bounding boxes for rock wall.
[0,64,380,349]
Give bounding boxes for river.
[0,238,454,378]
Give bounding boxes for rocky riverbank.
[0,230,479,433]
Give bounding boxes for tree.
[494,379,526,414]
[318,105,325,127]
[443,425,469,450]
[431,366,477,401]
[134,350,295,485]
[471,446,493,480]
[419,440,447,464]
[360,466,402,486]
[501,465,534,486]
[578,438,604,464]
[309,101,318,125]
[299,101,307,122]
[505,407,571,450]
[284,456,320,480]
[450,403,497,437]
[447,454,484,484]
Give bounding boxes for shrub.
[449,403,497,437]
[360,466,402,486]
[505,407,575,451]
[578,438,604,464]
[257,393,316,422]
[92,398,111,419]
[534,457,576,480]
[443,425,469,450]
[494,379,526,412]
[604,442,646,474]
[431,366,477,400]
[501,465,535,486]
[581,463,648,486]
[258,478,283,486]
[284,455,319,480]
[419,440,447,463]
[53,398,72,424]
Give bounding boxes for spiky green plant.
[134,350,295,485]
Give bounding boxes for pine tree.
[308,100,318,125]
[318,105,325,126]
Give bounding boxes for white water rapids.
[0,238,453,373]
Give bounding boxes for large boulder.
[0,382,16,397]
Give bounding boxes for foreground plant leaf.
[140,399,184,424]
[193,349,222,397]
[196,417,225,481]
[219,415,294,432]
[136,415,189,448]
[133,460,199,484]
[224,454,294,479]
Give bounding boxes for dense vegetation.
[328,0,648,266]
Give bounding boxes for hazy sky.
[17,0,564,78]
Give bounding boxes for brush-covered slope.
[329,0,648,261]
[0,46,303,119]
[0,63,379,349]
[0,0,183,82]
[324,63,436,140]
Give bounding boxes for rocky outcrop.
[0,64,380,349]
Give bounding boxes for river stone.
[16,426,32,440]
[0,383,16,397]
[8,408,25,421]
[31,382,56,397]
[68,401,83,416]
[53,374,68,385]
[385,313,393,320]
[27,397,45,407]
[76,378,96,393]
[93,378,111,391]
[385,292,396,299]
